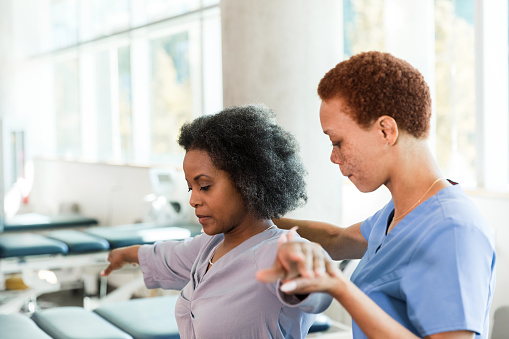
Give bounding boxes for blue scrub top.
[351,184,496,338]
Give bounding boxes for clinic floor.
[36,288,85,309]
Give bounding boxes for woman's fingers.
[101,264,114,276]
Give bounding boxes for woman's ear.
[377,116,398,146]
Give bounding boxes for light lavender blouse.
[139,227,332,339]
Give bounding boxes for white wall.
[221,0,343,224]
[29,158,153,226]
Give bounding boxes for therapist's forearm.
[330,278,418,339]
[273,218,366,260]
[273,217,341,246]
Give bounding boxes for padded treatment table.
[0,234,69,258]
[94,295,180,339]
[0,224,196,314]
[308,313,332,333]
[0,224,196,260]
[0,313,53,339]
[46,230,110,254]
[27,295,329,339]
[31,306,132,339]
[4,213,98,232]
[84,223,196,249]
[91,295,328,338]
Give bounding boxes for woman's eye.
[187,187,192,192]
[200,185,211,191]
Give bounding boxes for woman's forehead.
[183,150,216,175]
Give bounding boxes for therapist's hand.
[256,228,346,295]
[101,245,141,276]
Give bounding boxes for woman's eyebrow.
[193,174,211,181]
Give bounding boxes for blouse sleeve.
[138,233,211,290]
[400,221,495,337]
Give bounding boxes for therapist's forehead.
[320,98,357,135]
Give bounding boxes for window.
[343,0,509,192]
[7,0,222,170]
[434,0,476,187]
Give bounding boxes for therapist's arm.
[257,240,475,339]
[273,218,367,260]
[101,245,141,276]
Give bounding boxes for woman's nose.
[189,190,200,208]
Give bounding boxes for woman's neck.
[211,218,274,264]
[222,218,275,251]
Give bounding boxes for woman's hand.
[101,245,141,276]
[256,228,347,296]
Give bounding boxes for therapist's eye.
[332,142,341,149]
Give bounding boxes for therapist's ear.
[377,116,398,146]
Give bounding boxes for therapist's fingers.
[280,260,345,295]
[299,243,315,279]
[312,244,326,277]
[287,226,298,241]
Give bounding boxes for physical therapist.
[257,51,496,339]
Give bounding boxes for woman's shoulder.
[252,227,307,266]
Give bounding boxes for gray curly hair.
[178,104,307,219]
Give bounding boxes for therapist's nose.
[330,148,341,165]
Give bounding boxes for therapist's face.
[183,149,248,235]
[320,97,387,193]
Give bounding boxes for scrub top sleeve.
[139,234,209,290]
[401,223,495,337]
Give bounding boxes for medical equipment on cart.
[143,167,192,226]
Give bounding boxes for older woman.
[102,104,332,338]
[258,52,496,339]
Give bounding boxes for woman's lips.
[196,215,210,224]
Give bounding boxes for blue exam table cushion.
[94,295,180,339]
[308,313,332,333]
[0,234,68,258]
[4,213,98,232]
[0,313,52,339]
[32,306,132,339]
[46,230,110,253]
[85,224,191,249]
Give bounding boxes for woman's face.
[183,149,249,235]
[319,97,387,193]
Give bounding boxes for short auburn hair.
[318,51,431,138]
